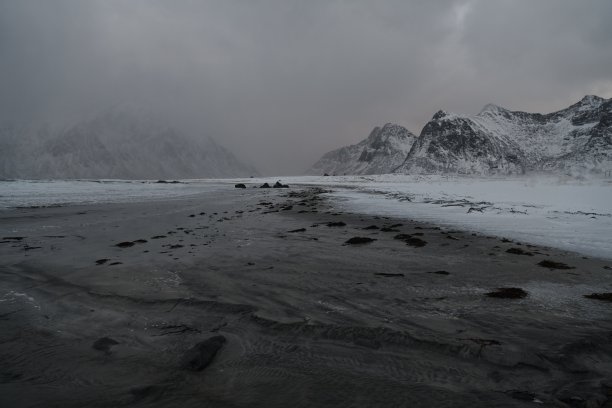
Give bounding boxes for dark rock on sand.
[115,241,135,248]
[109,262,123,265]
[380,227,399,232]
[506,247,534,256]
[407,239,427,247]
[584,293,612,302]
[393,234,412,240]
[180,335,227,371]
[273,181,289,188]
[362,225,379,230]
[537,260,575,270]
[151,235,166,239]
[260,183,271,188]
[428,270,450,275]
[133,239,148,244]
[92,337,119,353]
[235,183,246,189]
[326,221,346,227]
[95,259,109,265]
[374,272,404,277]
[394,234,427,248]
[345,237,376,245]
[485,287,528,299]
[288,228,306,233]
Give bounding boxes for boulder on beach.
[180,335,227,371]
[235,183,246,189]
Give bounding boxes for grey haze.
[1,0,611,175]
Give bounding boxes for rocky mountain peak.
[478,103,509,115]
[432,110,450,120]
[579,95,605,107]
[308,123,417,175]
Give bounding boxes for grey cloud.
[1,0,611,174]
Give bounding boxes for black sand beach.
[1,186,612,407]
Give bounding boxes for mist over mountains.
[0,108,258,180]
[311,95,612,176]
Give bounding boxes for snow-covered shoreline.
[2,174,610,259]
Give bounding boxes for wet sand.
[1,186,612,407]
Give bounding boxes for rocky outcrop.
[308,123,417,175]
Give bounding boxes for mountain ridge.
[310,95,612,176]
[0,109,258,180]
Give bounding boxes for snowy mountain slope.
[0,109,258,179]
[308,123,417,175]
[396,95,612,175]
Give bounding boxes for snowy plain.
[238,174,612,260]
[1,174,611,259]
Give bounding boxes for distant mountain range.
[0,109,258,179]
[310,95,612,176]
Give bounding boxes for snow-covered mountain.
[396,95,612,175]
[308,123,417,175]
[0,109,258,179]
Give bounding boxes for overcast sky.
[1,0,611,175]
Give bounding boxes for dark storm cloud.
[1,0,611,174]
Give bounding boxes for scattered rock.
[115,241,135,248]
[2,236,24,241]
[92,337,119,353]
[260,183,271,188]
[345,237,376,245]
[326,221,346,227]
[133,239,148,244]
[95,259,109,265]
[537,260,575,270]
[584,293,612,302]
[507,247,533,256]
[485,287,528,299]
[151,235,166,239]
[393,234,412,240]
[288,228,306,233]
[362,225,379,230]
[374,272,404,277]
[394,234,427,248]
[180,335,227,371]
[273,181,289,188]
[380,227,399,232]
[109,262,123,266]
[428,270,450,275]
